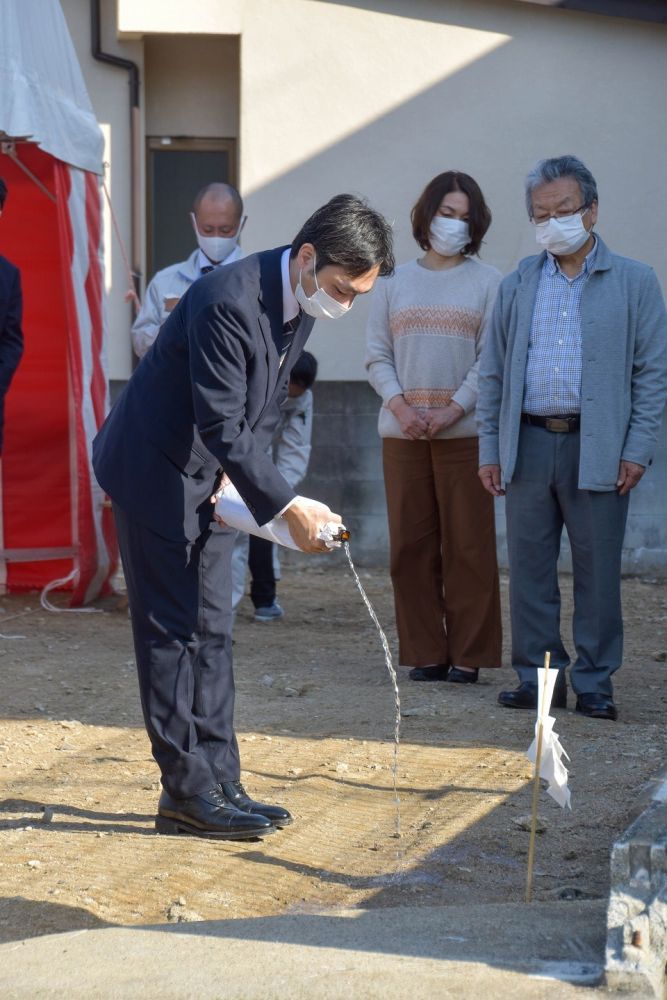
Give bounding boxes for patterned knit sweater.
[365,256,502,439]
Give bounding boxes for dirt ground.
[1,558,667,943]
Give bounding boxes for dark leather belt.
[521,413,580,433]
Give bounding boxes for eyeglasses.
[531,204,589,227]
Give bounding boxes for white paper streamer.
[526,667,572,809]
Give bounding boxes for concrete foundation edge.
[606,770,667,996]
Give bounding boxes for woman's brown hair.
[411,171,491,256]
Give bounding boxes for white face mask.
[295,253,351,320]
[191,213,244,264]
[429,216,470,257]
[533,209,591,256]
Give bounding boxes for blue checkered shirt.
[522,239,598,415]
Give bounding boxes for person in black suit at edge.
[0,177,25,455]
[93,194,394,840]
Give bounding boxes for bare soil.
[1,561,666,942]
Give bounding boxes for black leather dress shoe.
[575,693,617,721]
[447,667,479,684]
[498,674,567,710]
[156,787,275,839]
[220,780,293,827]
[408,664,450,682]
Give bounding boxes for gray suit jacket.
[477,237,667,491]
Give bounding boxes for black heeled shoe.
[447,667,479,684]
[408,664,450,682]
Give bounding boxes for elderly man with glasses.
[477,155,667,721]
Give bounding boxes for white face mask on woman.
[429,216,470,257]
[295,254,351,320]
[533,209,591,257]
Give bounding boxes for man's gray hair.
[525,155,598,217]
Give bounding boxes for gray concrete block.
[605,772,667,997]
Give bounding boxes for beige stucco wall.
[84,0,667,380]
[118,0,243,36]
[144,35,239,137]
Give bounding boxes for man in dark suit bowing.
[0,178,25,455]
[93,194,394,840]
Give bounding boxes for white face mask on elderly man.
[533,209,592,257]
[295,254,351,320]
[190,213,242,264]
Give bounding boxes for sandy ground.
[1,559,667,942]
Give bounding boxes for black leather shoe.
[498,674,567,710]
[447,667,479,684]
[220,780,293,827]
[156,786,275,839]
[575,693,617,721]
[408,664,450,682]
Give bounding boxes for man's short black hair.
[289,350,318,391]
[290,194,394,278]
[0,178,7,211]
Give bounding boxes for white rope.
[39,569,103,613]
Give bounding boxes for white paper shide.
[526,667,571,809]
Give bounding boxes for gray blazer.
[477,237,667,491]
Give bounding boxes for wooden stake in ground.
[525,650,551,903]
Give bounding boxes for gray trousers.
[505,424,629,697]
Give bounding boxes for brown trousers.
[382,436,502,669]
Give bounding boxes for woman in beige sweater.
[366,171,502,684]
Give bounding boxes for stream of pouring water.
[343,541,401,843]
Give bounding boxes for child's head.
[288,351,318,397]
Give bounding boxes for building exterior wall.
[65,0,667,569]
[86,0,667,381]
[144,34,239,137]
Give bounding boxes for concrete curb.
[0,900,607,1000]
[606,768,667,996]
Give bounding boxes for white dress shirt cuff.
[277,497,298,518]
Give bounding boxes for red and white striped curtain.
[54,161,116,604]
[0,145,116,604]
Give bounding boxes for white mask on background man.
[190,213,243,264]
[295,253,351,320]
[533,210,591,256]
[429,216,470,257]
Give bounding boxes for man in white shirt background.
[131,182,245,359]
[231,350,318,621]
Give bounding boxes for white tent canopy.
[0,0,104,174]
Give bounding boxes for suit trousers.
[505,424,630,697]
[113,503,240,799]
[248,535,277,608]
[382,436,502,669]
